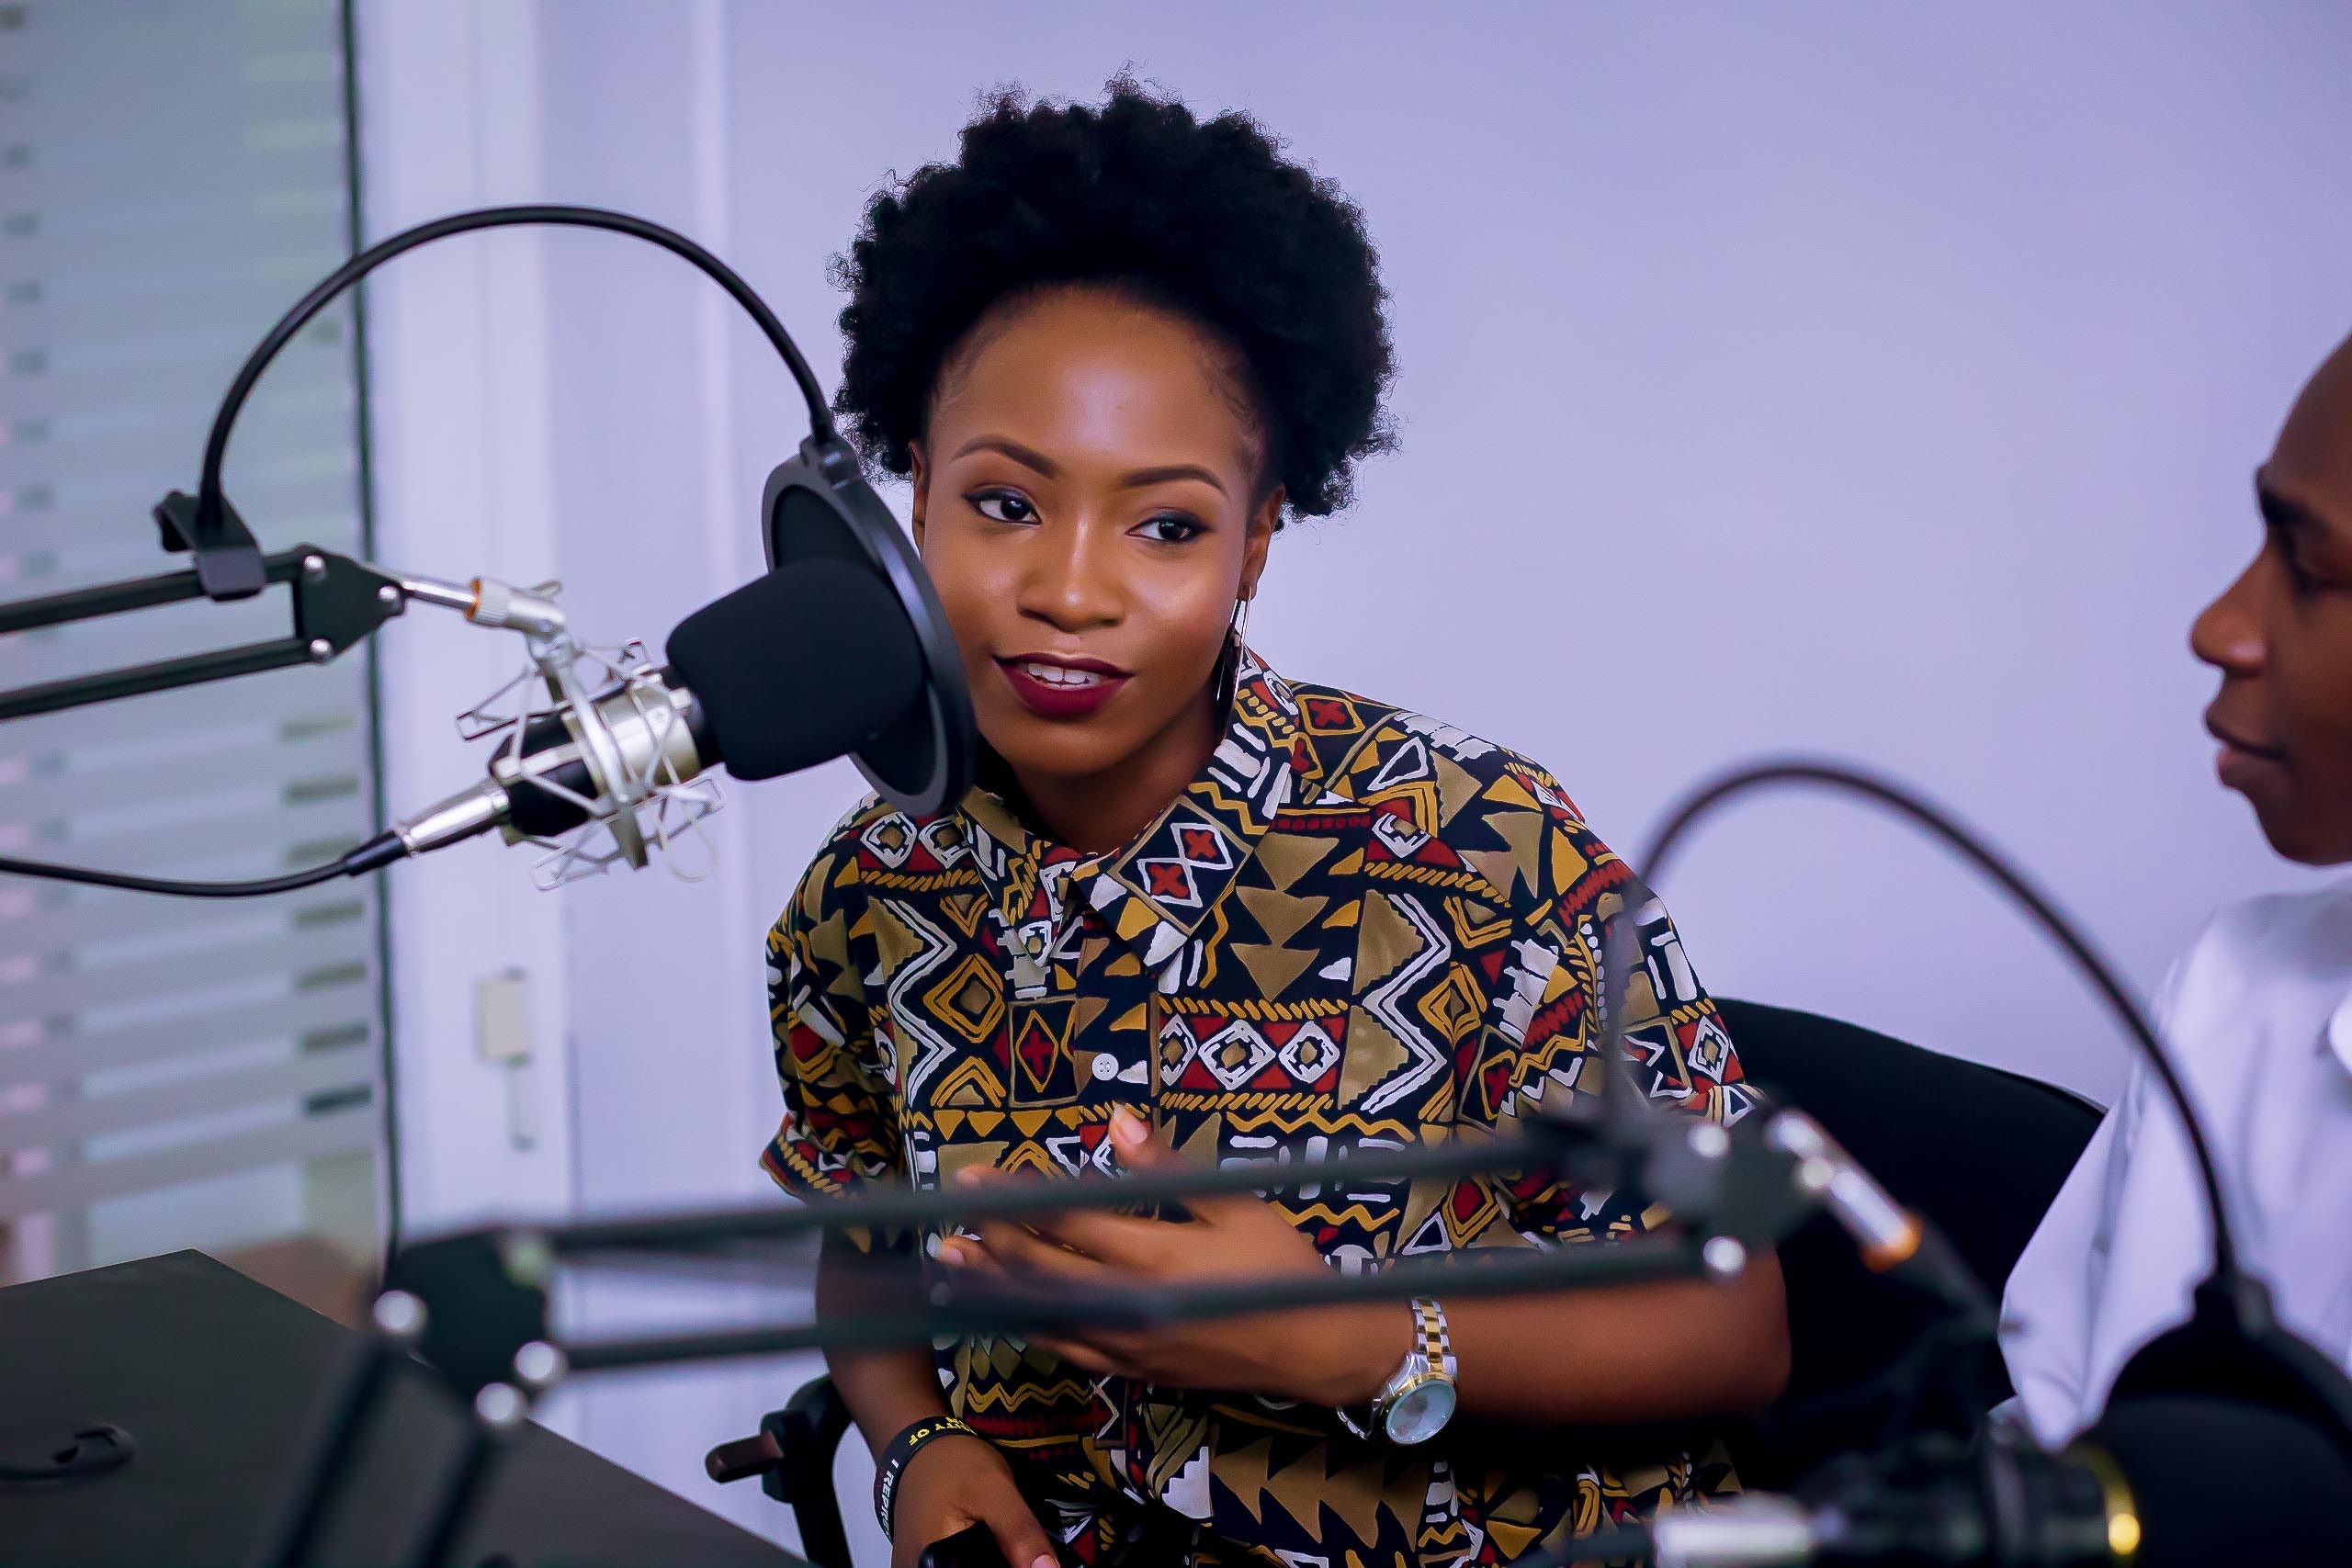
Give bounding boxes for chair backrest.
[1713,998,2103,1485]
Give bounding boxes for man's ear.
[1238,485,1282,603]
[908,440,929,549]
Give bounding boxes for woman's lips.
[995,655,1132,720]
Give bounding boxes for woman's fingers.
[933,1235,995,1271]
[975,1487,1060,1568]
[1029,1334,1121,1375]
[1017,1206,1171,1269]
[970,1216,1108,1279]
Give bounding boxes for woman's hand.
[889,1430,1058,1568]
[938,1109,1407,1408]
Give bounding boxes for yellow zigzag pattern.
[1281,1201,1391,1231]
[1158,1089,1331,1114]
[864,867,982,893]
[1218,1106,1420,1139]
[1366,861,1493,892]
[1159,996,1339,1021]
[958,1377,1101,1413]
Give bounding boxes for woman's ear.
[908,441,930,549]
[1238,485,1282,603]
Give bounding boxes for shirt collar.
[960,649,1316,969]
[2326,990,2352,1079]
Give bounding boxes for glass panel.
[0,0,386,1303]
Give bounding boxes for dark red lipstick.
[996,653,1132,720]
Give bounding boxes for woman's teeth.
[1021,662,1106,688]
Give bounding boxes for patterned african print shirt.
[762,650,1761,1568]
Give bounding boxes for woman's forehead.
[930,290,1265,483]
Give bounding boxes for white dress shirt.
[2000,884,2352,1449]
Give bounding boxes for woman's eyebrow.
[948,437,1229,499]
[952,435,1059,476]
[1118,464,1227,497]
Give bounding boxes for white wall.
[358,0,2352,1548]
[717,1,2352,1107]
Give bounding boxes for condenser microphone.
[349,558,925,873]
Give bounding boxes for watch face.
[1384,1377,1457,1445]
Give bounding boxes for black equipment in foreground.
[706,995,2105,1563]
[0,204,975,897]
[245,759,2348,1568]
[0,1252,797,1568]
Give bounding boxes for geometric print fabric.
[763,650,1758,1567]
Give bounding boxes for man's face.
[2193,333,2352,864]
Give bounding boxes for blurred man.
[2001,330,2352,1444]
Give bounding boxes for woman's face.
[910,288,1279,787]
[2193,334,2352,864]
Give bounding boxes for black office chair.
[1711,998,2100,1486]
[707,999,2104,1561]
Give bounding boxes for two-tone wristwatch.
[1337,1297,1458,1445]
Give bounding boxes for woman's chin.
[979,721,1132,789]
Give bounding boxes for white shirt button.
[1090,1053,1117,1081]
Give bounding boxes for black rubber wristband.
[875,1414,980,1540]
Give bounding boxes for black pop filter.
[664,558,924,784]
[762,434,974,818]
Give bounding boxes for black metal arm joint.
[0,547,403,725]
[383,1229,554,1399]
[287,547,406,660]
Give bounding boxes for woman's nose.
[1018,520,1123,631]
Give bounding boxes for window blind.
[0,0,387,1281]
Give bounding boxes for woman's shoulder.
[1278,676,1605,917]
[1283,675,1585,825]
[775,791,913,924]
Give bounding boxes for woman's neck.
[1011,690,1225,856]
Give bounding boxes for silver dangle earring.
[1213,595,1252,713]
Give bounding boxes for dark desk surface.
[0,1250,803,1567]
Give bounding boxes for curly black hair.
[831,81,1395,519]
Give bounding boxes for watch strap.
[1339,1298,1455,1441]
[1412,1296,1457,1383]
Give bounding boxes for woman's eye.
[967,491,1037,525]
[1136,513,1204,544]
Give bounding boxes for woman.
[762,84,1789,1568]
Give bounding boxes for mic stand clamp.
[153,487,266,600]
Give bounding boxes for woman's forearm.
[1443,1255,1790,1424]
[815,1235,954,1460]
[1310,1254,1790,1425]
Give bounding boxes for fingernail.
[936,1240,965,1266]
[954,1167,984,1188]
[1111,1108,1146,1148]
[1033,1555,1058,1568]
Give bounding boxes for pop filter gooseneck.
[185,204,974,818]
[1627,759,2352,1460]
[1634,758,2234,1289]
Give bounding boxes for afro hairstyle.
[830,80,1395,520]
